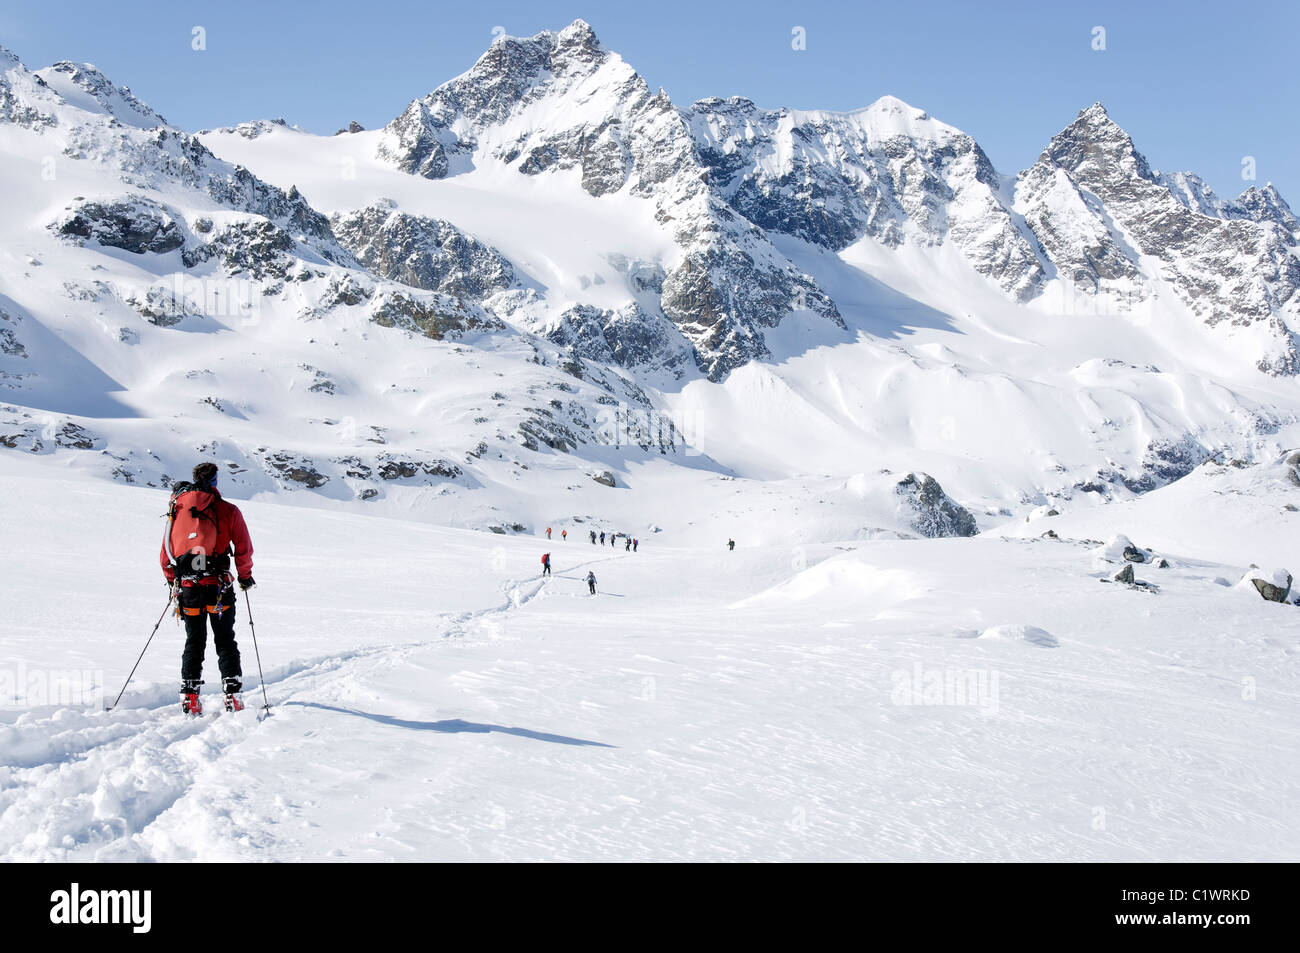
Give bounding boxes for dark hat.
[192,462,219,487]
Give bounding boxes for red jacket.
[160,490,254,583]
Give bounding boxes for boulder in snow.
[1106,560,1158,592]
[1098,534,1152,563]
[1244,568,1293,603]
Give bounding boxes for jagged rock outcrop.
[260,451,329,488]
[375,455,462,481]
[0,407,99,453]
[54,197,185,254]
[181,219,297,278]
[546,302,691,373]
[369,290,500,340]
[518,406,582,453]
[895,472,978,538]
[0,310,25,359]
[127,286,199,327]
[331,204,515,299]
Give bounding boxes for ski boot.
[222,677,245,713]
[181,679,203,716]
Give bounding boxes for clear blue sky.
[3,0,1297,202]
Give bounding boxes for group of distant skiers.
[539,524,643,596]
[594,530,638,551]
[545,525,639,551]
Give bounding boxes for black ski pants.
[179,582,242,684]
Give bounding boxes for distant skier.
[586,571,597,595]
[546,527,552,539]
[625,537,631,551]
[600,531,606,545]
[633,538,638,552]
[590,530,597,544]
[728,538,735,551]
[161,462,255,716]
[541,553,551,576]
[562,529,567,541]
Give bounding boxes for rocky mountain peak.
[0,47,61,128]
[862,94,927,123]
[556,18,601,51]
[1045,102,1152,183]
[1237,183,1300,234]
[1025,102,1300,375]
[450,19,615,113]
[36,61,166,128]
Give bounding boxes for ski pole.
[105,592,174,712]
[243,588,271,715]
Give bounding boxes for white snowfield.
[2,459,1297,862]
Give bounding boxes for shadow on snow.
[284,701,616,748]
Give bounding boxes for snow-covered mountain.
[2,20,1298,867]
[688,94,1047,303]
[2,19,1300,535]
[372,20,844,379]
[1020,104,1300,375]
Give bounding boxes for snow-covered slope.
[2,460,1296,861]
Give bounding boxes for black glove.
[238,576,256,590]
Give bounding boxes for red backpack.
[164,482,227,576]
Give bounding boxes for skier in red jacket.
[160,462,255,714]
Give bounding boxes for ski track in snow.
[0,549,630,862]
